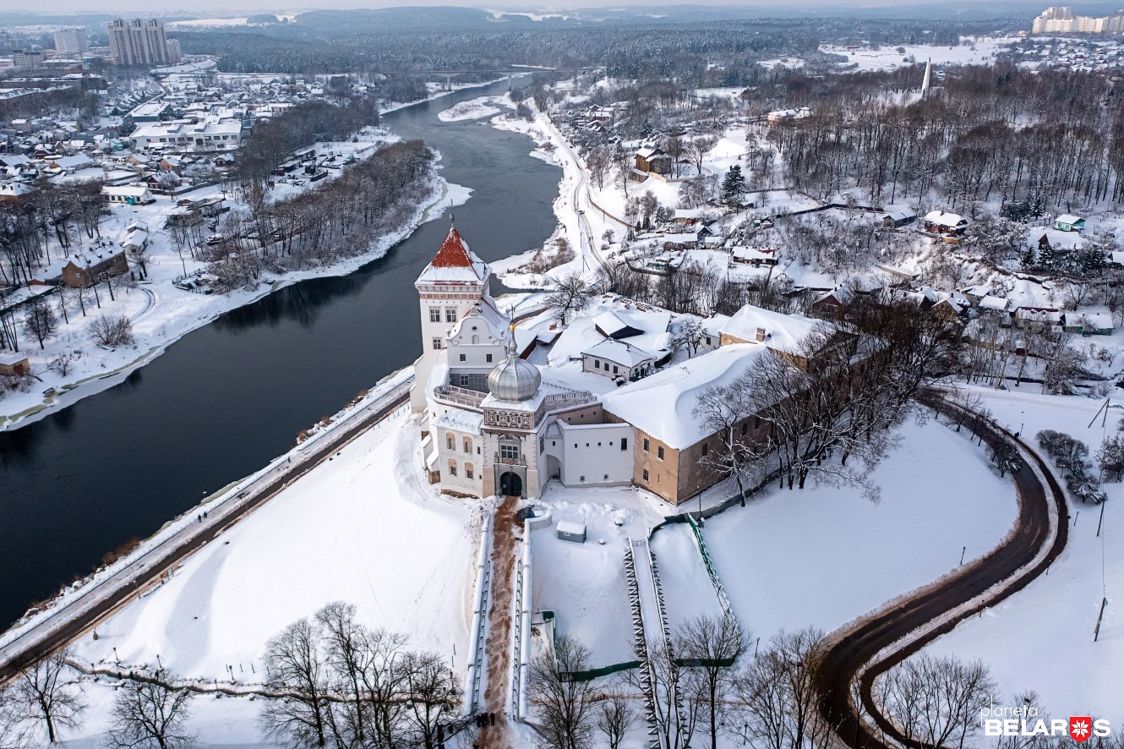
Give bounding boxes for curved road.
[815,392,1069,749]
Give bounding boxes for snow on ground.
[820,36,1019,72]
[919,387,1124,720]
[58,409,479,746]
[0,159,470,432]
[437,96,505,123]
[531,484,671,668]
[657,415,1018,646]
[649,523,725,634]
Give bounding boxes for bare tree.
[677,615,745,749]
[89,315,135,347]
[529,634,596,749]
[694,375,761,507]
[875,655,994,749]
[401,651,461,749]
[107,676,194,749]
[261,619,331,748]
[689,135,719,176]
[0,680,29,749]
[594,683,634,749]
[730,629,831,749]
[12,648,86,744]
[23,296,57,350]
[545,275,591,326]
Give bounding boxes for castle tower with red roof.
[412,223,491,411]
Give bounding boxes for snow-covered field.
[820,36,1019,72]
[920,387,1124,720]
[654,415,1019,645]
[59,409,480,746]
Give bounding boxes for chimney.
[755,327,767,342]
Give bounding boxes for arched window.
[463,437,473,454]
[472,334,479,344]
[465,463,475,480]
[448,460,457,477]
[446,433,455,450]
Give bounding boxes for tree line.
[208,139,435,291]
[768,65,1124,211]
[528,613,1086,749]
[0,602,460,748]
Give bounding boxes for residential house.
[1054,214,1086,232]
[921,210,969,235]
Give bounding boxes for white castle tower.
[411,223,491,412]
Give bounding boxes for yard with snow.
[654,414,1019,646]
[58,409,480,746]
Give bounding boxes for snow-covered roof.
[978,295,1009,312]
[433,409,483,435]
[1056,213,1083,224]
[416,226,488,285]
[601,344,772,450]
[582,338,657,368]
[719,304,823,354]
[103,185,150,197]
[922,210,967,228]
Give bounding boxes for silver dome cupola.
[487,324,541,401]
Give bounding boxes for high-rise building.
[1031,6,1124,33]
[107,18,171,66]
[53,28,87,55]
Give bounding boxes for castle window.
[486,354,493,363]
[445,308,457,323]
[432,337,443,350]
[448,460,457,477]
[459,353,466,362]
[643,438,650,452]
[701,443,709,457]
[621,438,628,451]
[642,469,649,481]
[464,437,472,453]
[446,433,455,450]
[465,463,474,480]
[500,443,520,461]
[429,307,441,323]
[657,446,665,460]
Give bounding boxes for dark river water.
[0,79,560,629]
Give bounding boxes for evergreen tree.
[1037,238,1056,270]
[722,165,746,207]
[1021,244,1038,268]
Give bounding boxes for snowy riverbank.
[0,168,470,433]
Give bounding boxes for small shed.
[881,210,917,228]
[1054,214,1086,233]
[0,352,30,376]
[556,521,587,544]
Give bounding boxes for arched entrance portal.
[499,471,523,497]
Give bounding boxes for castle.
[412,225,824,504]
